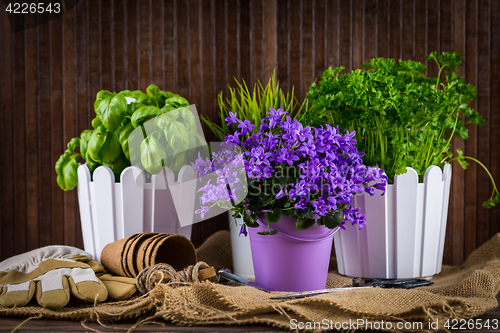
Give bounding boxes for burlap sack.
[2,232,500,332]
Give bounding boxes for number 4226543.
[5,2,61,14]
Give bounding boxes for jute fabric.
[1,231,499,332]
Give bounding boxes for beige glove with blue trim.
[0,246,136,309]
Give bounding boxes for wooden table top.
[1,294,499,332]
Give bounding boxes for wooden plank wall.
[0,0,499,265]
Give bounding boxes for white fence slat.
[421,165,445,277]
[335,211,364,277]
[384,185,396,277]
[413,184,425,275]
[338,223,361,277]
[151,168,177,233]
[437,163,452,272]
[92,166,116,262]
[364,188,390,277]
[113,183,123,240]
[395,167,419,278]
[356,194,369,277]
[171,165,197,228]
[120,166,145,237]
[77,165,96,259]
[333,231,346,275]
[143,187,153,232]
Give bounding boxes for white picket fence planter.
[229,213,255,279]
[77,164,195,262]
[334,164,452,279]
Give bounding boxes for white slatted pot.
[334,164,452,279]
[229,213,255,279]
[77,164,194,262]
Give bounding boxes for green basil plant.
[55,84,197,191]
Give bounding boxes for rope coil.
[135,261,215,294]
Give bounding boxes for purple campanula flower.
[193,107,388,230]
[238,119,256,135]
[225,111,239,126]
[276,188,286,199]
[267,107,287,118]
[239,224,248,237]
[225,131,241,145]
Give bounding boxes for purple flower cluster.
[193,143,247,219]
[194,108,387,230]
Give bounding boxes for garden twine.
[1,231,499,332]
[135,261,215,294]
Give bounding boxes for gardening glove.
[0,246,108,309]
[85,258,137,300]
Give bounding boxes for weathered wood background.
[1,0,499,265]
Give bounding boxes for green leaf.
[265,208,282,224]
[91,116,102,129]
[131,105,162,128]
[103,154,129,181]
[164,108,180,120]
[140,133,167,174]
[455,149,469,169]
[118,122,135,160]
[87,125,108,163]
[257,230,278,236]
[80,130,93,158]
[164,95,189,107]
[94,91,128,132]
[296,218,315,231]
[243,214,259,228]
[100,131,122,164]
[323,212,342,229]
[67,137,80,155]
[55,151,79,191]
[146,84,161,106]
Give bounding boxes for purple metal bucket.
[248,215,338,292]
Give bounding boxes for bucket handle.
[262,222,338,242]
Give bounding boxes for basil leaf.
[156,113,172,129]
[100,131,122,164]
[163,108,180,120]
[94,91,127,132]
[87,125,107,163]
[140,133,167,174]
[67,137,80,155]
[118,122,135,160]
[103,154,129,181]
[91,116,102,129]
[80,129,93,158]
[165,95,189,107]
[160,90,175,101]
[296,218,315,231]
[146,84,161,107]
[55,151,79,191]
[85,153,100,174]
[131,105,161,128]
[164,120,190,153]
[132,90,150,104]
